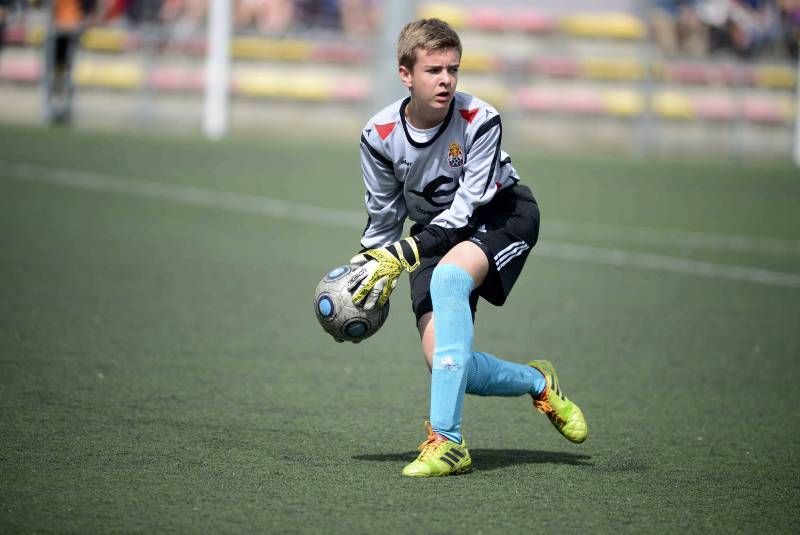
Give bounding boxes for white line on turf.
[4,161,365,228]
[545,222,800,256]
[537,242,800,288]
[4,160,800,289]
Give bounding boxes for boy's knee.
[430,263,473,301]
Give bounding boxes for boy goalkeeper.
[347,18,587,477]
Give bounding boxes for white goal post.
[204,0,232,140]
[795,52,800,166]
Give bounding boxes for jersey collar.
[399,96,455,149]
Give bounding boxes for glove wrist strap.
[397,237,421,272]
[384,237,420,272]
[364,237,421,272]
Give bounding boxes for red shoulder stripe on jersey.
[375,122,397,140]
[459,108,479,123]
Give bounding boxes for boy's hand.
[347,237,420,309]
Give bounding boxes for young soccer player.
[346,18,587,477]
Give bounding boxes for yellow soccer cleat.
[528,360,588,443]
[402,421,472,477]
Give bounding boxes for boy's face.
[399,47,461,115]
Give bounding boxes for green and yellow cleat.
[528,360,588,444]
[402,421,472,477]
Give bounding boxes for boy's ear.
[399,65,413,89]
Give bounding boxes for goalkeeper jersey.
[359,92,521,255]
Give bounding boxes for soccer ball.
[313,264,389,343]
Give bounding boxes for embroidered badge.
[447,142,463,168]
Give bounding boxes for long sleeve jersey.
[359,92,521,257]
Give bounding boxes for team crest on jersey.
[447,142,463,168]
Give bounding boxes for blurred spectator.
[99,0,127,23]
[158,0,180,22]
[231,0,381,36]
[778,0,800,57]
[160,0,206,40]
[0,0,26,60]
[46,0,99,124]
[235,0,294,33]
[125,0,164,26]
[0,0,9,60]
[729,0,782,56]
[294,0,339,30]
[339,0,380,37]
[697,0,782,58]
[648,0,709,57]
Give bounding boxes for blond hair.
[397,18,462,69]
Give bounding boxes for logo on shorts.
[447,142,463,168]
[494,241,530,271]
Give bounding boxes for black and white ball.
[313,264,389,343]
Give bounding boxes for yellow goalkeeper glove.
[346,237,421,310]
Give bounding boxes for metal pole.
[370,0,416,114]
[794,51,800,166]
[41,0,55,125]
[204,0,232,140]
[634,0,655,156]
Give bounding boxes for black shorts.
[54,31,80,69]
[408,184,540,322]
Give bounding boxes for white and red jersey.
[359,92,520,253]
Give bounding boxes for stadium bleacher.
[0,1,795,148]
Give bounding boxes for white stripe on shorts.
[494,241,530,270]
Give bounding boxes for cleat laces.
[416,421,447,457]
[534,390,566,426]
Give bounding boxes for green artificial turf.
[1,124,798,532]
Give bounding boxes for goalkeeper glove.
[347,237,421,310]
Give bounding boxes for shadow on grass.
[354,449,592,471]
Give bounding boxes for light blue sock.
[429,264,474,444]
[466,351,546,397]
